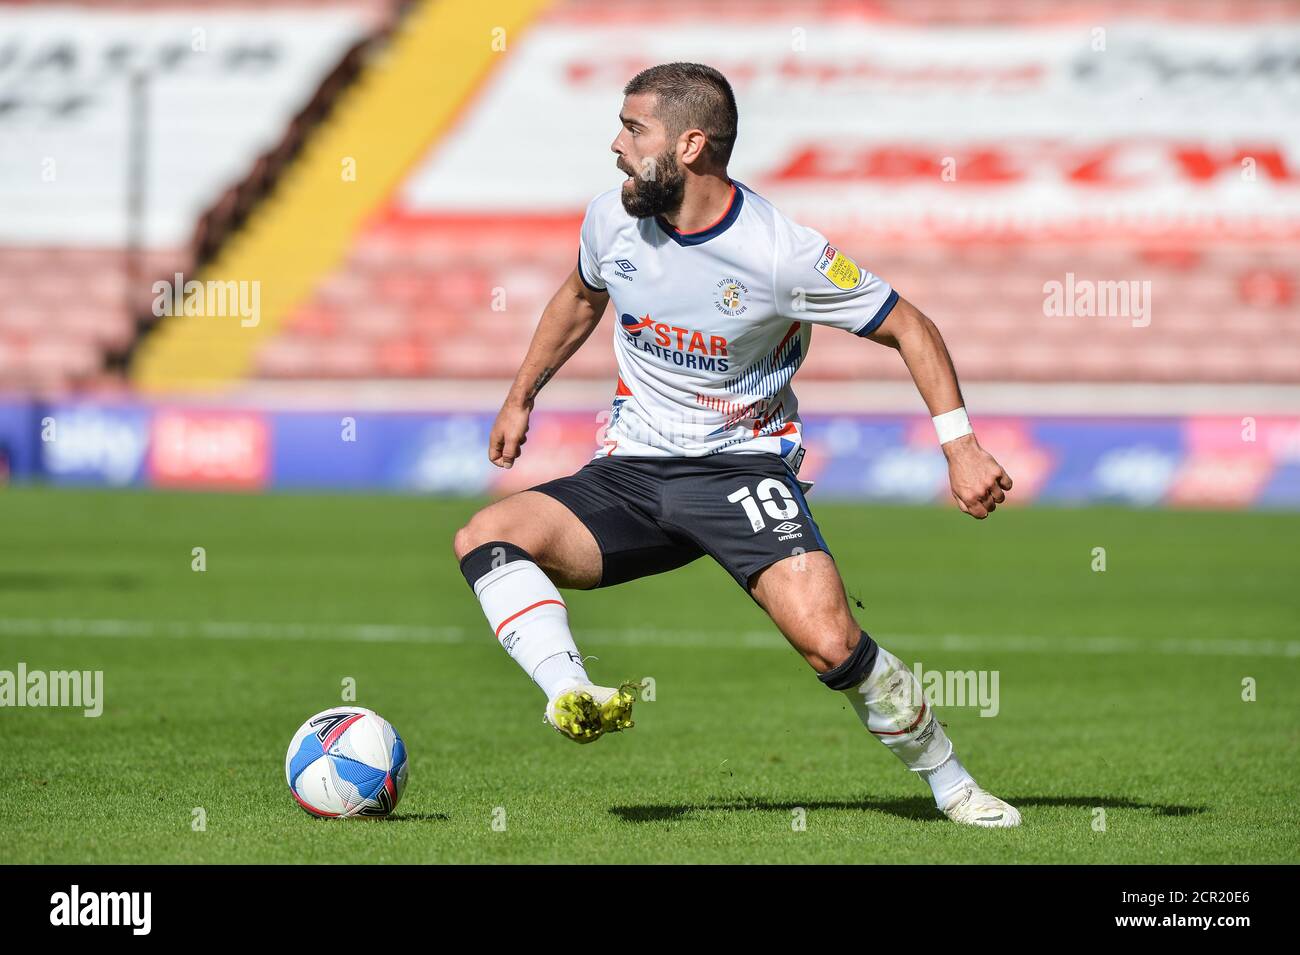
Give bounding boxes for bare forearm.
[504,271,607,410]
[869,297,965,416]
[867,294,1012,517]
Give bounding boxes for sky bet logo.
[619,313,730,372]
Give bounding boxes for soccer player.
[454,63,1020,827]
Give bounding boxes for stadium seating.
[247,0,1298,389]
[4,0,1296,393]
[258,213,1299,384]
[0,0,400,393]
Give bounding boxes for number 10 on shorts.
[727,479,799,532]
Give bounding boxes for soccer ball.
[285,706,408,818]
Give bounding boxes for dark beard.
[620,150,686,219]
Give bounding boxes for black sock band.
[818,630,880,691]
[459,541,535,590]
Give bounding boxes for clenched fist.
[489,402,531,469]
[944,434,1013,519]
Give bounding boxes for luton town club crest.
[714,277,748,316]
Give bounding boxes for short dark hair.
[624,62,738,168]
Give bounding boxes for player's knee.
[451,522,477,561]
[453,510,506,560]
[453,507,538,562]
[807,616,863,672]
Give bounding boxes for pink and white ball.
[285,707,408,818]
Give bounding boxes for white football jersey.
[577,180,898,475]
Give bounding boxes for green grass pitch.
[1,487,1297,864]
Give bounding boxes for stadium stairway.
[130,0,553,393]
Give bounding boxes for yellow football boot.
[544,682,638,744]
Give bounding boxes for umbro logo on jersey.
[615,259,637,273]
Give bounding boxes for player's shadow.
[609,795,1205,824]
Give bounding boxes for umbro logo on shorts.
[773,521,803,541]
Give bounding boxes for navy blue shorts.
[528,453,832,591]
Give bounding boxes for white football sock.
[841,644,955,774]
[532,650,591,701]
[471,558,589,699]
[921,754,977,809]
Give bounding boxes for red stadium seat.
[263,228,1300,384]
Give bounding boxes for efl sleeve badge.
[814,243,863,291]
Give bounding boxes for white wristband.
[933,406,973,445]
